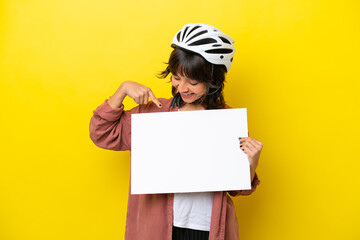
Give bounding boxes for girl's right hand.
[108,81,162,109]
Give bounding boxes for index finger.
[148,89,162,108]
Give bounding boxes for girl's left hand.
[239,137,263,171]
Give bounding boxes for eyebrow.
[172,73,199,82]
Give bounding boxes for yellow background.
[1,0,359,239]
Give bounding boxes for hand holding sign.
[239,137,263,180]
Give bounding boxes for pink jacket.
[89,98,260,240]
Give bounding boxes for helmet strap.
[193,97,203,104]
[192,64,220,103]
[207,86,222,95]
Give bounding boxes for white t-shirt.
[173,192,213,231]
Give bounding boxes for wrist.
[250,164,257,172]
[250,164,257,181]
[108,84,127,109]
[118,81,128,96]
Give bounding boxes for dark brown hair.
[158,47,227,109]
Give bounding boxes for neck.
[179,103,206,111]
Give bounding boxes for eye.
[172,76,180,81]
[190,81,199,86]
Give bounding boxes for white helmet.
[171,23,235,72]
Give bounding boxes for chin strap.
[193,98,203,104]
[207,86,222,96]
[193,86,221,104]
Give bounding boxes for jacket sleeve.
[228,173,260,197]
[89,99,140,151]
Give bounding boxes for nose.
[177,80,189,92]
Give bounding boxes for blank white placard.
[131,108,250,194]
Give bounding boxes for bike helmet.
[171,23,235,72]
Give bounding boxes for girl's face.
[171,74,207,104]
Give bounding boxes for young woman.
[89,23,262,240]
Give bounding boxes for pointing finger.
[143,91,149,105]
[148,89,162,108]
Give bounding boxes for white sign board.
[131,108,250,194]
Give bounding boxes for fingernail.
[240,141,243,144]
[242,149,244,151]
[238,137,242,139]
[240,145,243,147]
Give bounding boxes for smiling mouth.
[180,93,194,99]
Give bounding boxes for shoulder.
[224,104,232,109]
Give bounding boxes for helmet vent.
[186,26,201,38]
[230,57,233,62]
[212,44,222,47]
[182,27,189,41]
[185,30,208,43]
[219,36,231,44]
[189,38,217,46]
[177,32,181,42]
[205,49,233,54]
